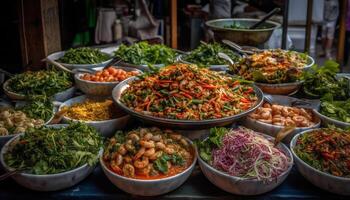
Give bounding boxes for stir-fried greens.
[302,60,349,100]
[230,49,308,83]
[183,42,240,66]
[294,128,350,178]
[4,122,103,175]
[58,47,110,64]
[114,42,176,65]
[7,70,73,97]
[120,64,258,120]
[196,127,291,182]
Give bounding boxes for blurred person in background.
[320,0,339,59]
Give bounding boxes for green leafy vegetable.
[7,70,73,97]
[19,96,54,122]
[195,127,228,162]
[154,153,185,174]
[4,122,103,175]
[114,42,176,65]
[184,42,239,66]
[302,60,349,100]
[320,94,350,123]
[58,47,110,64]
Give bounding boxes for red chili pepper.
[240,97,250,103]
[180,91,192,99]
[158,80,173,83]
[233,80,240,86]
[202,84,216,89]
[321,152,334,160]
[244,87,254,94]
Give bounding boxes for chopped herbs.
[58,47,110,64]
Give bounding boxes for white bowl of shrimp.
[241,95,320,144]
[100,127,197,196]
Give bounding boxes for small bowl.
[197,132,293,195]
[58,95,129,137]
[241,95,321,144]
[2,79,75,101]
[290,129,350,195]
[74,66,142,97]
[100,138,197,196]
[254,81,303,95]
[0,124,97,191]
[47,51,113,70]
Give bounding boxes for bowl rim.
[100,137,197,182]
[0,124,97,177]
[254,80,304,86]
[112,76,264,125]
[290,128,350,181]
[196,128,294,182]
[49,50,113,66]
[74,66,143,85]
[205,18,281,32]
[58,95,128,123]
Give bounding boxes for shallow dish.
[197,132,293,195]
[100,138,197,196]
[2,79,75,102]
[205,18,280,46]
[242,95,321,144]
[290,129,350,195]
[112,77,264,129]
[0,124,97,191]
[47,51,113,70]
[58,95,129,137]
[74,66,142,96]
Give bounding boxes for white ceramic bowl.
[0,124,98,191]
[74,66,142,97]
[290,129,350,195]
[197,132,293,195]
[58,95,129,137]
[100,138,197,196]
[2,79,75,102]
[47,51,113,70]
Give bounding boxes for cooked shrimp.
[149,151,163,160]
[169,133,182,141]
[155,142,166,150]
[140,140,155,148]
[134,147,145,160]
[134,156,149,169]
[144,148,156,157]
[115,154,123,166]
[143,132,153,140]
[122,164,135,177]
[118,144,127,155]
[128,133,140,142]
[164,147,175,154]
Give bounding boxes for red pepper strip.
[233,80,240,86]
[240,97,250,103]
[321,152,334,160]
[172,93,183,98]
[180,91,192,99]
[158,80,173,83]
[202,84,216,89]
[221,94,230,101]
[244,87,254,94]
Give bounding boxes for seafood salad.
[231,49,308,83]
[249,102,318,127]
[120,64,258,120]
[103,127,194,179]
